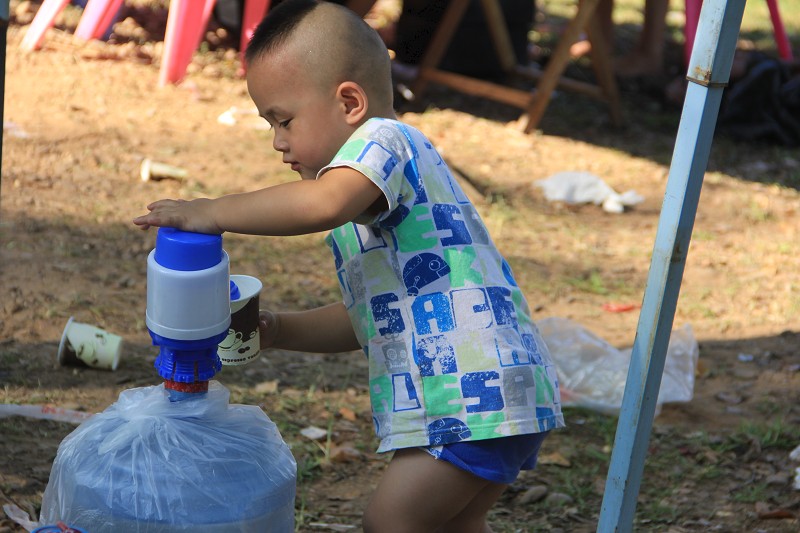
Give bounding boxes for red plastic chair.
[21,0,272,85]
[684,0,793,65]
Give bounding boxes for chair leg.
[239,0,272,73]
[19,0,71,52]
[684,0,702,66]
[765,0,793,60]
[74,0,125,41]
[686,0,793,65]
[94,0,126,39]
[159,0,217,86]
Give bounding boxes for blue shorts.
[422,432,550,484]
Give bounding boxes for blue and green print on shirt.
[323,118,565,453]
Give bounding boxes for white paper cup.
[58,317,123,371]
[218,275,262,366]
[140,158,188,182]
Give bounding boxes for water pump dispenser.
[146,228,230,396]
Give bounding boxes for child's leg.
[362,447,508,533]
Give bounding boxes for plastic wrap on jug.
[40,381,297,532]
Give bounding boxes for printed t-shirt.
[322,118,565,453]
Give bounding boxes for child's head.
[244,0,394,180]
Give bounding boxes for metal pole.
[596,0,747,531]
[1,0,8,192]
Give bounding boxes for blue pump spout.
[150,331,226,382]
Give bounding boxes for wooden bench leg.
[519,0,602,133]
[586,11,623,126]
[411,0,471,98]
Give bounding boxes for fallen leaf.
[329,445,364,463]
[255,380,279,394]
[755,502,796,519]
[538,451,571,467]
[339,407,357,421]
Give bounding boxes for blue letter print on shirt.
[495,327,532,367]
[412,292,454,335]
[392,373,421,411]
[451,288,493,330]
[371,293,405,336]
[462,371,504,413]
[357,141,397,181]
[329,235,343,270]
[487,286,516,326]
[520,333,544,365]
[353,224,388,253]
[432,204,472,246]
[415,333,457,377]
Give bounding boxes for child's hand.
[259,310,281,350]
[133,198,222,234]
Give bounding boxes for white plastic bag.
[40,381,297,532]
[534,172,645,213]
[537,317,698,415]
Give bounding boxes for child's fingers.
[145,198,183,210]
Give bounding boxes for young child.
[134,1,564,531]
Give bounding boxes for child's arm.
[133,167,385,235]
[260,302,360,353]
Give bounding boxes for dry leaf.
[329,445,364,463]
[338,407,357,421]
[255,380,279,394]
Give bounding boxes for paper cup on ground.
[219,275,262,365]
[58,317,123,371]
[140,158,188,182]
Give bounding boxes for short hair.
[244,0,393,109]
[244,0,320,66]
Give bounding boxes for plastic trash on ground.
[534,171,645,213]
[40,381,297,532]
[536,317,699,415]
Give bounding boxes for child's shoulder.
[360,117,432,146]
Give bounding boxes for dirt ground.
[2,1,800,532]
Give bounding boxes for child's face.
[246,50,354,181]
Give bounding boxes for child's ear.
[336,81,368,125]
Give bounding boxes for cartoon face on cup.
[58,317,123,371]
[218,275,263,365]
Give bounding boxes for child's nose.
[272,132,288,152]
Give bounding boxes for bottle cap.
[154,227,223,271]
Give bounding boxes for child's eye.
[279,119,292,128]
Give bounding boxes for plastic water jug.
[40,382,297,532]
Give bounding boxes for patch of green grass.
[709,418,800,456]
[565,269,611,295]
[692,229,716,242]
[731,482,771,503]
[745,201,774,223]
[739,418,800,449]
[640,501,681,525]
